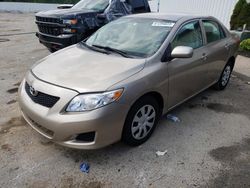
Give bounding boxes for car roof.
[126,13,214,22]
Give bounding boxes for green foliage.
[0,0,79,4]
[230,0,250,30]
[240,39,250,51]
[230,0,246,29]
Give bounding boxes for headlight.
[66,89,123,112]
[63,19,77,25]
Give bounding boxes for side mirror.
[57,4,74,9]
[171,46,193,58]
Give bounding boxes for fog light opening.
[75,132,95,142]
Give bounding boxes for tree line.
[230,0,250,30]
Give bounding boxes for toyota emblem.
[29,86,38,96]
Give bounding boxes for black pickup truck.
[35,0,151,52]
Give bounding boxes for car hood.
[36,8,97,18]
[32,45,146,93]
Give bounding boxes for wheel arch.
[128,91,165,117]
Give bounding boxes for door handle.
[202,53,207,61]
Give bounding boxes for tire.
[213,62,233,90]
[122,96,161,146]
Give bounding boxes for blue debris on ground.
[166,114,181,123]
[80,163,90,174]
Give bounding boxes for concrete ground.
[0,12,250,188]
[234,55,250,82]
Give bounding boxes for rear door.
[167,20,209,108]
[201,20,230,84]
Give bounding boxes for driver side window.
[172,21,203,50]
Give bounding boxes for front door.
[167,20,209,109]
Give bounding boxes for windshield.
[73,0,109,11]
[86,17,175,57]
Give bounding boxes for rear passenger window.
[202,20,226,43]
[172,21,203,49]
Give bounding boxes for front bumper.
[36,32,78,50]
[18,72,129,149]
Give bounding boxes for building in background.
[148,0,238,28]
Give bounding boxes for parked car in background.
[19,14,239,149]
[35,0,151,52]
[230,30,250,42]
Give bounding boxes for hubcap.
[221,66,231,87]
[131,105,156,140]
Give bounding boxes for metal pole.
[157,0,160,12]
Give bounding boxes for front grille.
[36,16,62,36]
[37,25,61,36]
[25,82,60,108]
[36,16,60,24]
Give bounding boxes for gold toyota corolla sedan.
[18,13,239,149]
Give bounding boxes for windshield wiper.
[92,45,132,58]
[80,42,110,55]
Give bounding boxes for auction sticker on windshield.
[152,22,175,27]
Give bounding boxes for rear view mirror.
[57,4,74,9]
[171,46,193,58]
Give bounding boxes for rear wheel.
[214,62,233,90]
[122,96,160,146]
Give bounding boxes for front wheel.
[214,63,233,90]
[122,96,160,146]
